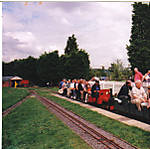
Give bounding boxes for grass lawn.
[36,88,150,149]
[2,87,29,111]
[3,96,92,149]
[49,87,59,92]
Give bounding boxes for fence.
[100,81,150,95]
[100,81,125,95]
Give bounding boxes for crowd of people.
[58,67,150,111]
[117,68,150,111]
[58,77,100,103]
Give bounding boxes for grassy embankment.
[2,88,92,149]
[2,87,30,111]
[36,88,150,149]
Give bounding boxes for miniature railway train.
[58,88,150,124]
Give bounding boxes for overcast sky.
[2,2,133,68]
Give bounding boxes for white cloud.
[5,31,35,43]
[61,17,72,26]
[2,2,133,68]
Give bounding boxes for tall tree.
[60,50,90,80]
[64,34,79,55]
[62,34,90,79]
[127,2,150,73]
[36,51,60,86]
[90,67,107,79]
[3,57,38,85]
[108,59,132,81]
[3,34,91,86]
[18,56,38,85]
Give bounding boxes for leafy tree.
[127,2,150,74]
[64,34,79,55]
[36,51,60,86]
[122,66,132,80]
[62,34,90,80]
[18,56,38,85]
[3,57,38,85]
[108,59,132,81]
[60,50,90,80]
[3,61,12,76]
[3,59,21,76]
[3,34,91,86]
[91,66,107,79]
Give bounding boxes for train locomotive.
[58,87,150,124]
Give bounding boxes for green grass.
[36,88,150,149]
[2,87,29,111]
[49,87,59,92]
[3,97,92,149]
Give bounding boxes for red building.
[2,76,13,87]
[2,76,29,87]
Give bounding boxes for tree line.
[3,34,132,87]
[90,60,132,81]
[3,34,90,86]
[3,2,150,85]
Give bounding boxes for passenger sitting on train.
[76,79,80,99]
[143,70,150,82]
[69,79,76,99]
[117,80,132,102]
[84,83,91,103]
[147,86,150,108]
[66,79,71,97]
[131,80,147,111]
[77,79,84,100]
[91,80,100,103]
[74,79,78,99]
[59,79,65,89]
[61,79,67,96]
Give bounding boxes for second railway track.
[31,90,138,149]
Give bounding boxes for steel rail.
[39,96,123,149]
[32,91,137,149]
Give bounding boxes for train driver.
[91,80,100,103]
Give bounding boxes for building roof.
[2,76,14,81]
[2,76,23,81]
[10,76,23,80]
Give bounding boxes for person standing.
[134,67,143,82]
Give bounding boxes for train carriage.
[113,98,150,123]
[58,87,150,124]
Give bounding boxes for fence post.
[112,82,115,95]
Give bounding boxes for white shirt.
[88,81,95,88]
[70,83,74,88]
[131,86,147,99]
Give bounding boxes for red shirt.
[134,71,143,82]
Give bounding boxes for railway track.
[2,94,31,117]
[31,90,138,149]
